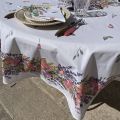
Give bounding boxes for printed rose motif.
[3,57,22,66]
[88,77,98,95]
[24,58,41,72]
[98,81,105,91]
[59,70,64,75]
[82,95,92,104]
[74,94,81,109]
[64,80,74,90]
[75,84,84,96]
[27,62,35,71]
[74,83,84,108]
[74,77,100,108]
[41,58,50,70]
[2,54,24,76]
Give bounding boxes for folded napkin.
[31,6,66,22]
[55,19,86,37]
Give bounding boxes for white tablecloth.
[1,0,120,120]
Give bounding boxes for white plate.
[24,5,70,23]
[15,9,69,26]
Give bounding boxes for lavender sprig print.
[112,14,117,18]
[103,36,113,40]
[73,48,83,60]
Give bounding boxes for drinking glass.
[58,0,73,7]
[58,0,66,7]
[64,0,73,7]
[73,0,91,17]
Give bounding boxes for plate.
[24,4,55,22]
[24,5,70,23]
[15,9,70,26]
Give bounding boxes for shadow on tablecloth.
[90,80,120,111]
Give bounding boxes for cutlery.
[4,12,15,19]
[55,19,85,37]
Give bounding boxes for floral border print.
[2,52,106,112]
[40,58,106,112]
[1,53,41,78]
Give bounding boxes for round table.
[1,0,120,120]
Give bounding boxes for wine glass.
[58,0,73,8]
[73,0,91,17]
[58,0,66,7]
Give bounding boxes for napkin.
[55,19,86,37]
[31,6,66,22]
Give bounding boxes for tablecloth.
[1,0,120,120]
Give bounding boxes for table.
[1,0,120,120]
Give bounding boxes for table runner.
[1,0,120,120]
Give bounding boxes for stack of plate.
[15,4,71,27]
